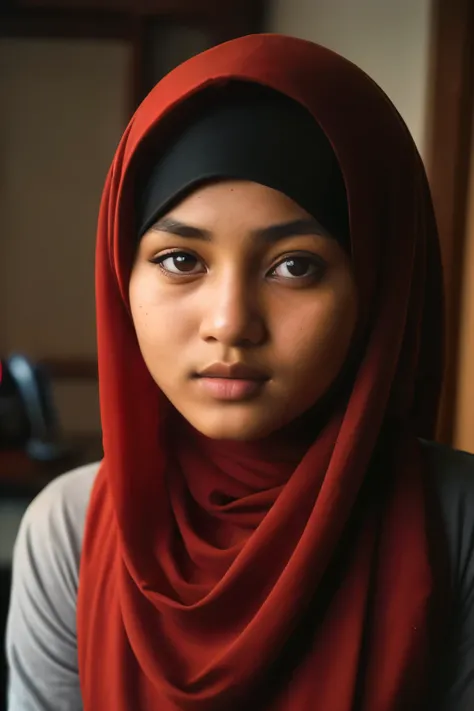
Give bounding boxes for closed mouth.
[194,362,270,381]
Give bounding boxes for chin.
[185,406,281,442]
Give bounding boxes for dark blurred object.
[0,354,67,462]
[0,432,102,498]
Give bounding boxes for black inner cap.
[137,85,350,248]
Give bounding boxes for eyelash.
[150,250,326,283]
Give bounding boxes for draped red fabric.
[77,34,445,710]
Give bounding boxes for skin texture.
[129,180,358,440]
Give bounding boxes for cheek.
[129,276,194,363]
[274,289,357,384]
[134,311,192,365]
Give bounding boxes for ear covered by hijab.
[77,34,445,711]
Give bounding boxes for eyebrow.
[150,216,328,242]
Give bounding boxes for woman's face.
[130,180,358,440]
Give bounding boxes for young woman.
[6,33,474,711]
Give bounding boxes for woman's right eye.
[153,252,205,276]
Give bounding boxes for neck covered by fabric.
[77,34,445,711]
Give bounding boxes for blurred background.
[1,0,473,455]
[1,0,472,456]
[0,0,473,702]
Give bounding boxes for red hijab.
[78,34,445,710]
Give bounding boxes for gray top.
[5,441,474,710]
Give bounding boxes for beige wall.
[267,0,433,153]
[0,38,131,433]
[0,37,130,359]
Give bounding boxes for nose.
[198,270,267,347]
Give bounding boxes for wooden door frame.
[425,0,474,443]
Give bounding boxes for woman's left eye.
[270,255,324,280]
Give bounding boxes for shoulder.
[422,441,474,571]
[9,459,100,616]
[6,462,100,711]
[422,440,474,561]
[421,440,474,604]
[16,460,100,582]
[420,442,474,707]
[422,439,474,503]
[22,461,100,541]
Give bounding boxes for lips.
[193,362,270,401]
[196,362,269,381]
